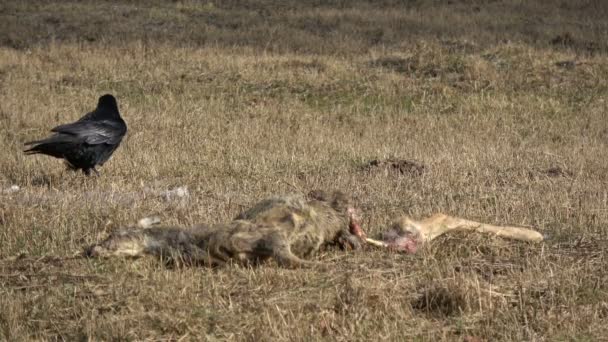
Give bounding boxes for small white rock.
[160,186,189,201]
[3,185,20,194]
[138,216,161,228]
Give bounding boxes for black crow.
[24,94,127,176]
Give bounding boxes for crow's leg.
[83,168,100,176]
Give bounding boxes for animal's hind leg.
[270,237,322,269]
[273,248,320,269]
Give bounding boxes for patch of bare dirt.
[412,284,466,317]
[551,33,576,48]
[550,32,602,54]
[555,60,577,69]
[368,56,415,73]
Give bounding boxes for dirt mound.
[540,166,573,178]
[362,158,426,176]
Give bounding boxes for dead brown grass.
[1,0,608,55]
[1,1,608,341]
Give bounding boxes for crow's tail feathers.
[23,142,43,154]
[23,139,70,160]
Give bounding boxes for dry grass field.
[1,0,608,340]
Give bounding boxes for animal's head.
[85,228,145,258]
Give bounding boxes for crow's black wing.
[51,119,126,145]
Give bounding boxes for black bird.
[24,94,127,176]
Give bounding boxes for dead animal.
[86,190,366,268]
[366,213,544,253]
